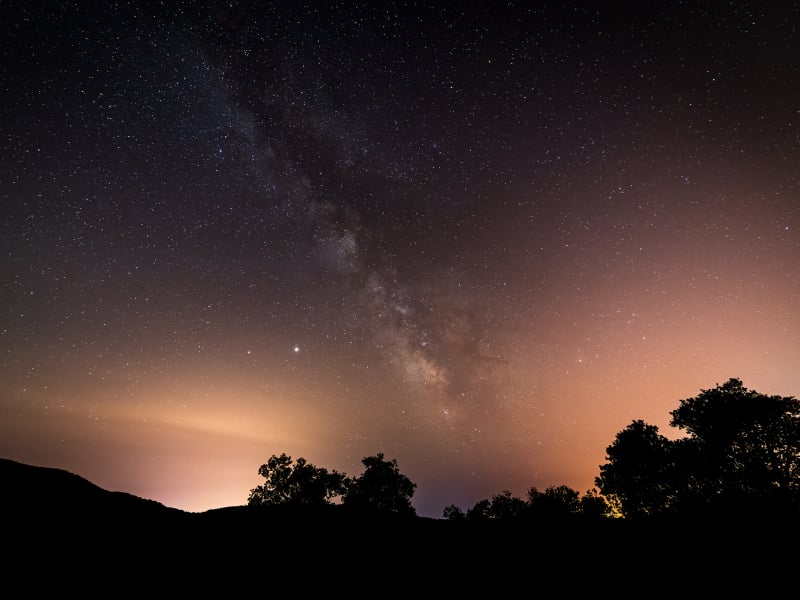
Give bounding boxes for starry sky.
[2,1,799,518]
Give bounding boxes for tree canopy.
[248,451,417,515]
[596,378,800,518]
[343,452,417,516]
[248,453,349,507]
[445,485,612,521]
[594,420,676,517]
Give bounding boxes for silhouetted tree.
[442,504,466,520]
[527,485,582,518]
[488,490,527,519]
[595,420,677,517]
[343,452,417,516]
[597,379,800,518]
[670,377,800,512]
[580,488,616,519]
[248,453,349,506]
[462,490,527,520]
[465,498,492,520]
[454,486,611,521]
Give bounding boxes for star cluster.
[2,2,799,517]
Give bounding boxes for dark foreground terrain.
[2,458,796,594]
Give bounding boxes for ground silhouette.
[2,458,797,594]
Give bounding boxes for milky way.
[2,2,799,517]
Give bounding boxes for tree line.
[248,451,417,516]
[248,378,800,520]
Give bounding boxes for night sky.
[2,1,799,519]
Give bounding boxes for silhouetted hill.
[0,458,183,518]
[2,458,796,594]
